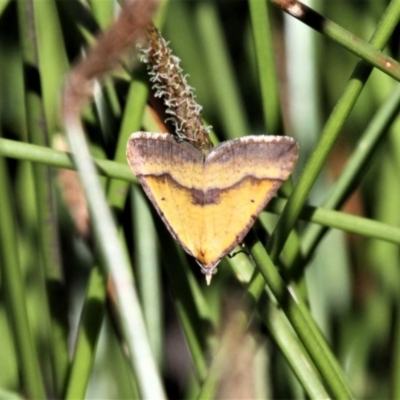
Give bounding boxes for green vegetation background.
[1,0,400,398]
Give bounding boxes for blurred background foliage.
[1,0,400,398]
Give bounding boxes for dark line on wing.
[137,172,280,206]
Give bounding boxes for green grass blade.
[0,138,136,182]
[195,1,250,139]
[64,266,106,399]
[272,0,400,81]
[301,84,400,261]
[17,0,70,393]
[0,155,46,399]
[248,0,282,134]
[246,230,353,399]
[65,117,166,398]
[131,187,163,366]
[268,0,400,261]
